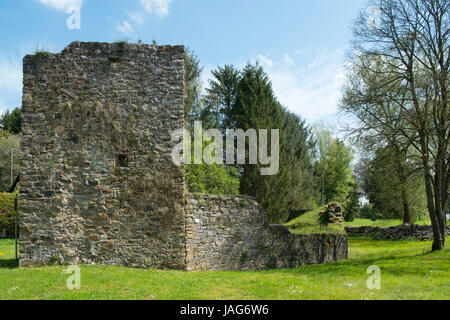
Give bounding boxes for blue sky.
[0,0,369,124]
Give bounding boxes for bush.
[0,132,20,192]
[185,130,240,196]
[318,209,330,226]
[360,203,382,221]
[0,193,19,238]
[343,186,360,222]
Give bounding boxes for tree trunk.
[424,169,445,251]
[401,190,411,225]
[434,153,447,249]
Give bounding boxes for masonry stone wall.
[345,225,450,241]
[20,42,186,269]
[20,41,347,270]
[186,195,348,271]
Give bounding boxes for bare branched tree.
[341,0,449,250]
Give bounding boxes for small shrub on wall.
[0,193,18,238]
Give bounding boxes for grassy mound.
[285,207,346,235]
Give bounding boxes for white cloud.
[141,0,172,18]
[127,11,144,25]
[284,54,294,64]
[0,56,22,93]
[0,54,23,113]
[201,50,346,124]
[256,54,274,68]
[39,0,83,12]
[258,49,346,123]
[116,21,134,36]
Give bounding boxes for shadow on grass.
[0,259,19,269]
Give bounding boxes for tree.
[343,0,449,250]
[189,61,319,222]
[183,52,240,196]
[232,64,287,222]
[203,65,241,131]
[0,108,21,134]
[282,110,317,212]
[184,50,203,131]
[344,177,360,222]
[205,63,317,222]
[361,147,427,223]
[0,131,20,192]
[341,54,425,224]
[185,131,240,195]
[314,128,354,205]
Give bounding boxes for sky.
[0,0,370,125]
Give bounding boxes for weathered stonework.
[186,195,348,271]
[345,224,450,241]
[20,41,347,270]
[20,42,186,269]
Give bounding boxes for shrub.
[318,209,330,226]
[0,193,19,238]
[360,203,382,220]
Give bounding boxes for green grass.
[285,207,346,235]
[0,238,448,300]
[0,239,18,269]
[345,218,432,228]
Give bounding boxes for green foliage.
[359,204,380,221]
[0,108,21,134]
[314,128,354,205]
[0,132,20,192]
[185,131,240,196]
[113,38,129,45]
[219,64,316,223]
[343,178,360,222]
[186,163,240,196]
[35,50,52,56]
[318,209,330,226]
[232,64,291,223]
[188,61,318,223]
[358,147,427,223]
[183,51,241,196]
[282,110,317,212]
[34,44,53,57]
[203,65,241,131]
[184,50,203,131]
[0,193,18,238]
[286,207,346,235]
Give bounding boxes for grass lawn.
[0,238,448,300]
[345,218,432,228]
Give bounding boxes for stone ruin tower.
[20,41,347,270]
[20,42,186,269]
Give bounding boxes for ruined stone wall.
[345,225,450,241]
[20,41,347,271]
[186,194,348,271]
[20,42,186,269]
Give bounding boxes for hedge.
[0,193,19,238]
